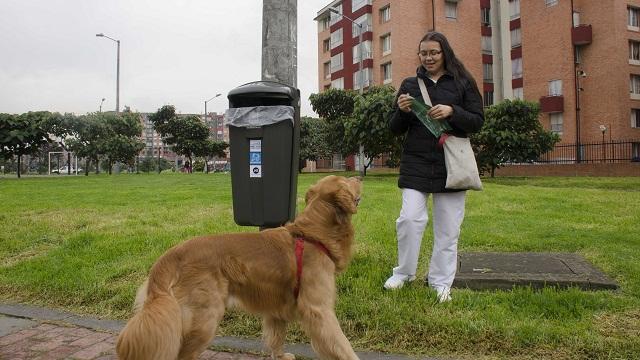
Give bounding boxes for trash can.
[224,81,300,227]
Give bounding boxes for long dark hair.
[419,31,481,98]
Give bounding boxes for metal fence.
[537,140,640,164]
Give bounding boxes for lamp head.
[96,33,104,37]
[599,125,607,133]
[577,70,587,78]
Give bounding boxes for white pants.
[393,188,466,289]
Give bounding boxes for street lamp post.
[599,124,607,163]
[204,93,222,173]
[96,33,120,113]
[329,7,365,177]
[99,98,105,113]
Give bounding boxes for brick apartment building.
[315,0,640,164]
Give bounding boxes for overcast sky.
[0,0,329,117]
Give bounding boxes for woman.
[384,31,484,302]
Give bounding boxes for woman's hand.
[397,93,413,113]
[428,104,453,121]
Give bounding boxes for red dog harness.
[293,237,331,298]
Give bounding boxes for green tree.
[0,112,52,178]
[149,105,226,174]
[348,85,401,175]
[66,113,109,175]
[100,112,144,174]
[299,116,333,171]
[309,88,358,157]
[471,99,560,177]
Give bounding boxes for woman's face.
[418,40,445,75]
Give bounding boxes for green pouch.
[411,98,452,138]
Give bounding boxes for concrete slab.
[453,252,619,291]
[0,314,36,337]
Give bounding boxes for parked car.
[52,166,82,174]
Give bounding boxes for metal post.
[116,40,120,114]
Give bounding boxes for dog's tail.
[116,257,183,360]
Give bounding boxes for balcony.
[572,24,592,46]
[539,95,564,113]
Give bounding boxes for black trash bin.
[225,81,300,227]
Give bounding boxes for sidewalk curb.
[0,303,434,360]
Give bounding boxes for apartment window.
[330,4,343,25]
[352,0,371,13]
[548,80,562,96]
[445,2,458,19]
[629,7,640,30]
[353,68,372,90]
[323,39,330,53]
[353,14,372,34]
[631,109,640,128]
[483,63,493,82]
[482,35,492,54]
[510,0,520,20]
[330,28,343,49]
[481,8,491,26]
[380,5,391,23]
[331,77,344,89]
[631,75,640,97]
[513,87,524,99]
[319,17,331,31]
[510,28,521,48]
[382,62,392,84]
[330,53,343,72]
[545,0,559,7]
[483,91,494,107]
[633,143,640,159]
[550,113,563,135]
[511,58,522,79]
[323,61,331,79]
[630,41,640,64]
[381,33,391,55]
[573,11,580,26]
[353,41,372,63]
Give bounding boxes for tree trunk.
[491,166,496,178]
[85,158,90,176]
[95,157,100,174]
[17,155,21,179]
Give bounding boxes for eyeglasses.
[418,50,442,58]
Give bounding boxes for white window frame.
[483,63,493,82]
[630,41,640,65]
[323,39,330,53]
[352,0,371,13]
[353,68,372,90]
[353,41,372,64]
[445,2,458,19]
[380,5,391,23]
[550,113,563,135]
[319,17,331,31]
[510,0,520,20]
[330,28,343,49]
[382,62,392,84]
[548,79,562,96]
[381,33,391,55]
[483,91,494,107]
[481,7,491,26]
[513,87,524,99]
[631,109,640,128]
[353,14,372,34]
[629,6,640,31]
[510,28,521,48]
[511,58,523,79]
[331,77,344,89]
[482,35,492,54]
[323,61,331,79]
[545,0,559,7]
[330,52,343,72]
[631,75,640,99]
[330,4,343,26]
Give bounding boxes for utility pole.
[262,0,297,87]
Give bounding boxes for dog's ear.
[333,181,358,215]
[305,186,317,204]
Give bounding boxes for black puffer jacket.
[389,66,484,193]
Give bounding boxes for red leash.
[293,237,331,298]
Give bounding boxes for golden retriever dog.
[116,175,362,360]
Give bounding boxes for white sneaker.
[436,287,452,303]
[383,274,416,290]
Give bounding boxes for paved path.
[0,303,424,360]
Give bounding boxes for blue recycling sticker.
[249,152,262,165]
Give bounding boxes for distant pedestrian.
[384,31,484,302]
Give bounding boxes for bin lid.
[224,105,294,128]
[228,81,299,101]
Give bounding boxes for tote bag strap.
[417,78,433,107]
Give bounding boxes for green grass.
[1,173,639,359]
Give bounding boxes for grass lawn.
[1,173,639,359]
